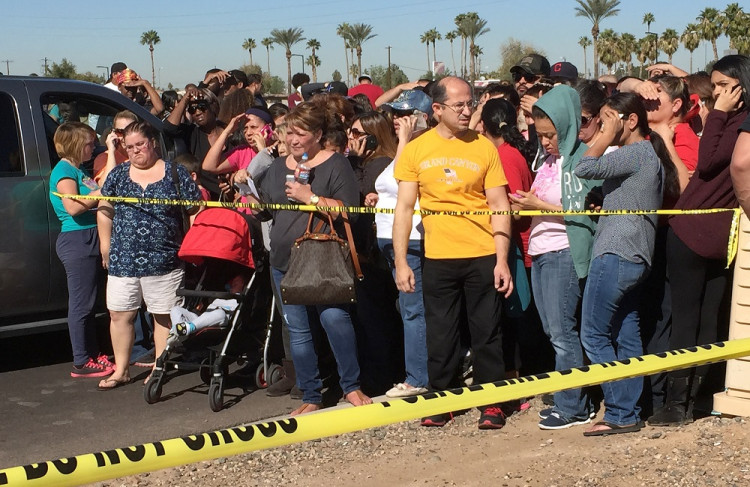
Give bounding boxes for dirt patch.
[101,396,750,487]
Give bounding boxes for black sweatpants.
[423,255,505,390]
[666,227,730,379]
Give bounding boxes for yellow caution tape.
[2,338,750,487]
[53,192,741,268]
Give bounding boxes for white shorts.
[107,268,185,315]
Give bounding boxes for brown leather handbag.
[280,206,363,305]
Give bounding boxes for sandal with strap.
[98,376,132,391]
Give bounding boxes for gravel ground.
[97,396,750,487]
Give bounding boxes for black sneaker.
[420,412,453,427]
[478,405,506,430]
[540,407,597,420]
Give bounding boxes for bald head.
[433,76,472,104]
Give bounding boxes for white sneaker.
[385,383,428,398]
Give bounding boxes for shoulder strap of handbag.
[169,161,191,235]
[334,200,363,280]
[304,200,363,280]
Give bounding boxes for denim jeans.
[56,228,101,366]
[531,248,588,420]
[581,253,648,426]
[272,267,361,404]
[377,238,429,388]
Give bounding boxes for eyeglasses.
[438,101,476,114]
[512,72,537,84]
[187,101,210,114]
[124,140,150,153]
[348,127,367,138]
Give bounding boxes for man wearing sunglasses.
[510,53,551,97]
[393,76,515,430]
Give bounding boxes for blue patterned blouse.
[101,161,201,277]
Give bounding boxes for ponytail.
[648,130,680,201]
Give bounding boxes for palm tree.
[642,12,655,33]
[619,33,637,75]
[574,0,621,78]
[454,13,469,78]
[242,38,256,66]
[348,23,376,77]
[306,55,321,81]
[636,36,651,78]
[139,30,160,87]
[306,39,321,82]
[578,36,592,77]
[697,7,721,61]
[658,28,679,65]
[429,28,441,67]
[336,23,352,85]
[270,27,305,94]
[681,24,701,73]
[460,13,489,84]
[722,3,746,50]
[261,37,274,75]
[420,31,433,74]
[445,30,458,75]
[597,29,619,74]
[470,45,483,79]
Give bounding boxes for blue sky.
[0,0,734,89]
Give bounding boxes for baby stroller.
[143,207,282,411]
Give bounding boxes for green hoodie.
[534,85,599,278]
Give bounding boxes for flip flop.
[290,403,321,416]
[583,420,643,437]
[344,389,373,406]
[98,376,132,391]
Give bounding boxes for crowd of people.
[48,52,750,436]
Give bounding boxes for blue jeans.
[378,238,429,388]
[531,248,588,420]
[581,253,648,426]
[272,267,361,404]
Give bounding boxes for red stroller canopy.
[178,208,255,269]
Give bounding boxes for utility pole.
[1,60,13,75]
[386,46,392,90]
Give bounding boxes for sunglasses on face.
[113,128,126,136]
[393,109,416,118]
[187,101,210,114]
[512,72,537,84]
[348,127,367,137]
[581,115,595,126]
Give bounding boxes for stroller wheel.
[144,377,163,404]
[267,364,283,386]
[255,363,269,389]
[209,380,224,412]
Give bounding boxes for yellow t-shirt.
[394,128,508,259]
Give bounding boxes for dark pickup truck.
[0,77,172,337]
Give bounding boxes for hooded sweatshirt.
[534,85,600,278]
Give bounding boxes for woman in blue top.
[50,122,114,378]
[98,122,201,389]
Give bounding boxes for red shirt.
[348,84,384,109]
[498,142,533,267]
[673,122,699,171]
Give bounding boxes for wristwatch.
[309,194,320,205]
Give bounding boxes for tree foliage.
[45,58,104,84]
[365,64,408,88]
[495,38,544,81]
[239,64,286,94]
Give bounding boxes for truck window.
[0,93,24,176]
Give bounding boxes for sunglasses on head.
[512,72,537,84]
[187,101,210,114]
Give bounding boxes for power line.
[0,60,13,75]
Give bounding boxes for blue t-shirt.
[49,160,98,232]
[101,161,201,278]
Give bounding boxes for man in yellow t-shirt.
[393,76,514,430]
